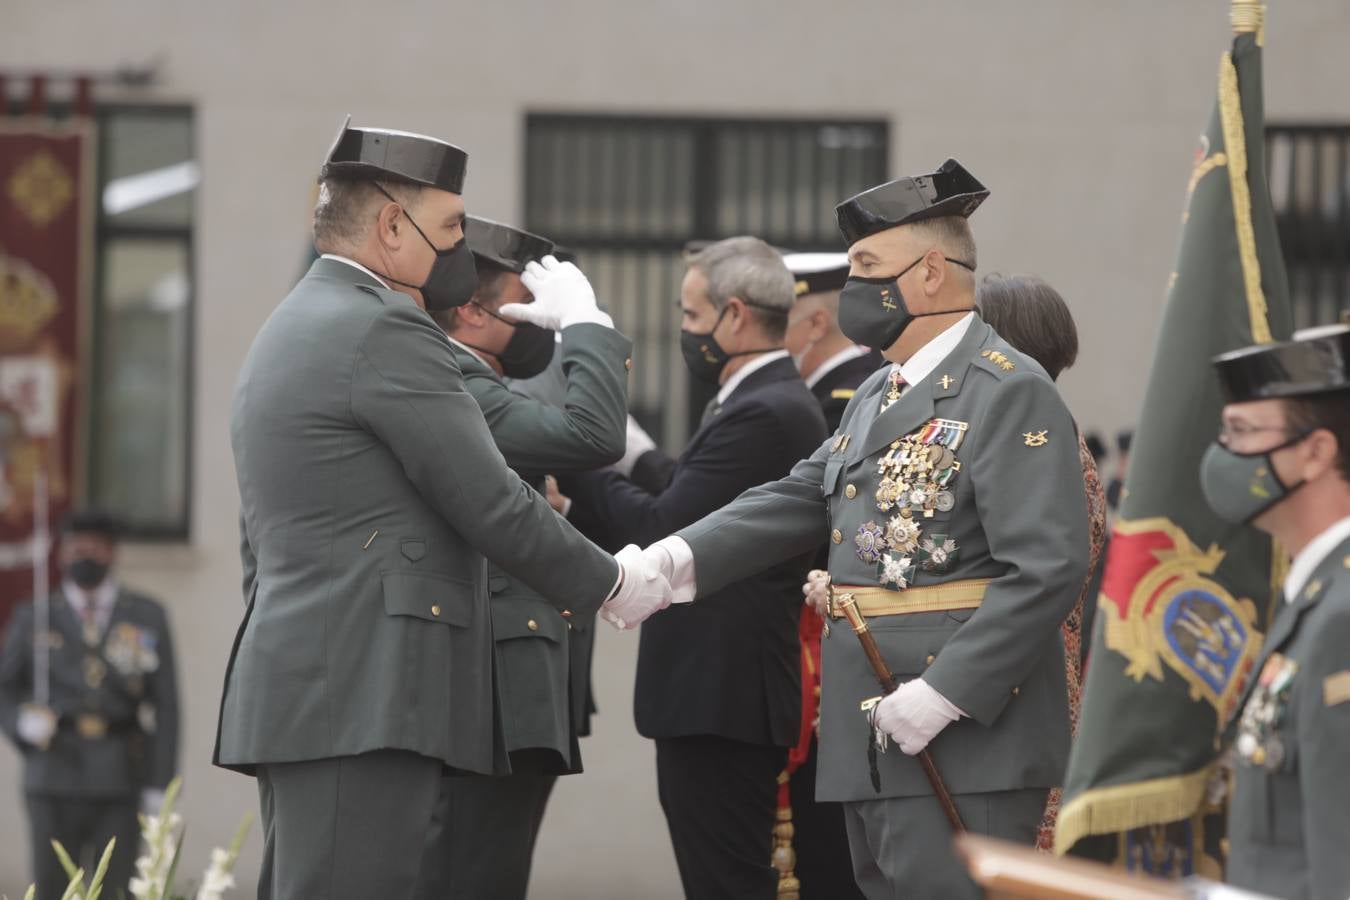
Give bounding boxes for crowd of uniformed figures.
[3,122,1349,900]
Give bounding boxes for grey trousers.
[843,788,1048,900]
[25,793,139,900]
[415,770,558,900]
[256,750,443,900]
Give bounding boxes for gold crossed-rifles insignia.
[1023,430,1049,447]
[937,375,954,390]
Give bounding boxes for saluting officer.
[0,510,179,899]
[419,218,632,899]
[218,121,669,900]
[1201,326,1350,900]
[636,160,1091,899]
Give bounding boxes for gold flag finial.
[1231,0,1264,36]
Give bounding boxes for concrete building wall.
[2,1,1347,895]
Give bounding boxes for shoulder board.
[355,283,417,308]
[972,347,1019,379]
[831,389,856,400]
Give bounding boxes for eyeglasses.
[1216,423,1303,447]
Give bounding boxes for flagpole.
[31,468,50,708]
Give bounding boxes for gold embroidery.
[1024,430,1049,447]
[1324,671,1350,708]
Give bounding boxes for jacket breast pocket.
[382,570,473,627]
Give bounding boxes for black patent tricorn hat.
[466,217,555,273]
[782,252,850,297]
[835,158,989,246]
[320,116,467,194]
[1213,326,1350,403]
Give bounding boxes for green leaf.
[24,885,38,900]
[50,840,80,882]
[159,827,186,900]
[58,867,84,900]
[85,837,116,900]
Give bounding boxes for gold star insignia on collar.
[981,349,1016,371]
[1023,430,1049,447]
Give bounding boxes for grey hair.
[312,174,423,252]
[688,236,794,340]
[909,216,978,274]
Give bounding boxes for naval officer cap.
[320,116,468,194]
[835,158,989,246]
[782,252,850,298]
[466,217,555,273]
[1213,324,1350,403]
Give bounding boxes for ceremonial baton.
[835,589,965,831]
[32,468,50,708]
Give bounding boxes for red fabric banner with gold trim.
[0,120,93,627]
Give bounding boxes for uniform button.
[925,654,935,666]
[561,610,573,618]
[431,604,442,617]
[831,529,842,544]
[527,619,539,632]
[567,622,573,630]
[625,358,633,371]
[845,484,857,499]
[1011,686,1020,697]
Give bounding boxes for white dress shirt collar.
[1284,515,1350,603]
[804,345,871,390]
[717,350,790,405]
[893,313,976,388]
[320,253,391,290]
[63,578,119,635]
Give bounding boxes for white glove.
[873,678,964,755]
[601,544,673,630]
[505,255,613,331]
[17,704,56,749]
[140,787,166,816]
[610,416,658,477]
[802,569,830,617]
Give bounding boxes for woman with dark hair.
[976,273,1108,852]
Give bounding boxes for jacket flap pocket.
[382,570,472,627]
[491,601,566,644]
[400,539,427,562]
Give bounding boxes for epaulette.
[971,345,1019,380]
[355,283,416,308]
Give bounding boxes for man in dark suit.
[569,236,828,899]
[782,252,884,435]
[0,510,179,899]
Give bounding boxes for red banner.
[0,120,93,627]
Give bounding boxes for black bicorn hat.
[1213,325,1350,403]
[465,217,555,273]
[835,158,989,246]
[319,116,468,194]
[781,252,850,298]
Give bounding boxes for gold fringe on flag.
[1053,766,1213,856]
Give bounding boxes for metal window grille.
[1265,124,1350,329]
[525,114,889,448]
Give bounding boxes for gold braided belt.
[828,578,992,619]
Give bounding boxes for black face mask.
[679,305,779,385]
[838,254,975,351]
[464,302,557,379]
[370,185,479,311]
[66,558,109,590]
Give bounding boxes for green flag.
[1055,11,1294,872]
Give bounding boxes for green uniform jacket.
[447,323,631,771]
[214,259,619,776]
[1227,533,1350,900]
[0,588,179,797]
[678,317,1089,802]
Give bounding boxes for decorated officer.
[633,159,1091,898]
[1202,325,1350,900]
[0,509,179,899]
